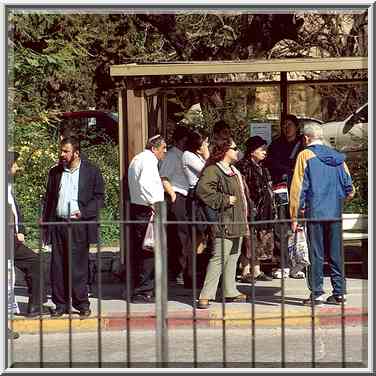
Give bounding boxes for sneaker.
[240,273,255,284]
[131,294,155,304]
[254,272,273,281]
[326,295,346,305]
[290,271,305,279]
[302,295,324,306]
[272,268,289,279]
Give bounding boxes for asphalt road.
[9,326,368,368]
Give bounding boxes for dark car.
[57,110,118,144]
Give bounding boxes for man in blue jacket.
[290,124,354,306]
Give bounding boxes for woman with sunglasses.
[195,135,249,309]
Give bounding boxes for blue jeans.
[306,221,346,298]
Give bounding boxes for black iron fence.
[7,201,368,368]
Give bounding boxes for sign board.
[249,122,272,145]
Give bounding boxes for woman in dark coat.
[236,136,276,283]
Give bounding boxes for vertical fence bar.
[8,221,16,368]
[250,217,256,368]
[38,205,45,367]
[339,212,346,367]
[154,201,168,366]
[96,219,103,368]
[307,218,316,368]
[67,204,73,367]
[280,216,287,368]
[124,202,131,367]
[220,221,226,367]
[191,202,198,367]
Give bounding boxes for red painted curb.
[104,310,211,330]
[318,307,368,326]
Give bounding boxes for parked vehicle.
[57,110,118,144]
[320,103,368,154]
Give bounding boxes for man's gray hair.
[145,134,166,150]
[303,123,323,140]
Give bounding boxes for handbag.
[142,213,155,252]
[288,225,310,274]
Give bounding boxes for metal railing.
[6,201,368,368]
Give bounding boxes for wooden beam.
[126,83,148,161]
[110,57,368,77]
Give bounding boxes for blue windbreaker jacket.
[289,144,354,220]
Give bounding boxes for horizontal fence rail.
[7,202,368,368]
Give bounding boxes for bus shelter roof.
[110,56,367,77]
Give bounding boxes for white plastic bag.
[8,260,19,315]
[142,213,155,252]
[288,226,310,274]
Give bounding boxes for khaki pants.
[199,237,242,300]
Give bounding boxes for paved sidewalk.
[11,276,368,333]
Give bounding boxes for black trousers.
[166,193,191,278]
[130,204,154,297]
[14,239,47,306]
[50,220,90,311]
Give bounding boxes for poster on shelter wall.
[249,123,272,145]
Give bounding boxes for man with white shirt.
[7,151,50,321]
[128,135,167,303]
[43,137,104,318]
[159,126,192,287]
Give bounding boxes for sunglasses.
[229,146,239,151]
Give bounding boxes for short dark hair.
[172,125,190,143]
[213,120,231,136]
[61,136,80,153]
[186,129,209,153]
[285,114,299,128]
[145,134,166,150]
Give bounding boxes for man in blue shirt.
[43,137,104,318]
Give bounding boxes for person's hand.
[170,191,177,203]
[346,191,355,201]
[229,196,237,206]
[16,233,25,243]
[70,211,81,219]
[291,220,298,233]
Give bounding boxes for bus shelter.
[110,56,368,260]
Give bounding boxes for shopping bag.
[142,213,155,252]
[288,226,310,274]
[273,182,289,206]
[8,260,19,315]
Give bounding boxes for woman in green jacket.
[195,135,249,309]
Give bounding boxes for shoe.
[326,295,346,305]
[197,299,210,309]
[240,273,255,284]
[302,295,324,306]
[225,293,248,303]
[254,272,273,282]
[176,272,184,285]
[272,268,289,279]
[290,271,305,279]
[8,328,20,340]
[79,309,91,319]
[50,307,68,317]
[131,294,155,304]
[27,304,51,318]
